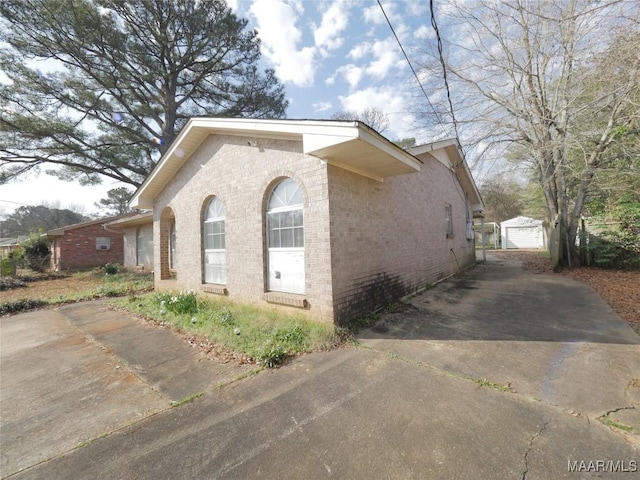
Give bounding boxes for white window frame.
[96,236,111,251]
[203,197,226,284]
[267,178,305,294]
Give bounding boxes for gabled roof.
[130,118,423,209]
[408,139,484,213]
[501,215,543,226]
[46,213,135,237]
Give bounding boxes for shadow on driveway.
[359,254,639,344]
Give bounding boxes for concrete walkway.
[1,254,638,479]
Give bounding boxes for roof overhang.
[130,118,422,209]
[409,139,484,213]
[104,212,153,228]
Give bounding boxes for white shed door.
[505,226,541,249]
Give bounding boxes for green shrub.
[588,195,640,269]
[103,263,119,275]
[256,340,288,368]
[156,290,198,315]
[19,231,50,272]
[0,256,18,277]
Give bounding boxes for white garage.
[501,216,545,249]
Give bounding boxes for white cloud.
[415,25,433,40]
[338,86,417,140]
[347,42,371,61]
[325,74,336,86]
[312,101,332,112]
[365,37,404,78]
[335,64,364,89]
[313,0,349,54]
[363,3,385,24]
[407,2,429,16]
[249,0,317,87]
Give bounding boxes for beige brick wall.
[327,153,476,324]
[152,134,334,321]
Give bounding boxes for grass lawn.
[1,269,345,367]
[114,290,343,367]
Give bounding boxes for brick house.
[47,216,128,271]
[128,118,484,325]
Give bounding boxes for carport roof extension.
[129,118,424,210]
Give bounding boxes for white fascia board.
[129,118,416,208]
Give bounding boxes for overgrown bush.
[19,231,51,272]
[588,195,640,269]
[0,254,18,277]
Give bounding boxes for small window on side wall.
[445,204,453,238]
[96,237,111,250]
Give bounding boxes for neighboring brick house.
[47,216,128,271]
[129,118,484,325]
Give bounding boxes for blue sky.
[235,0,434,140]
[1,0,440,217]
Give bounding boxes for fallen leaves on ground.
[492,250,640,335]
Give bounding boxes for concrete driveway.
[1,254,638,479]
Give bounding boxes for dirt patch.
[1,273,104,304]
[492,250,640,335]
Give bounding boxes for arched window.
[203,197,226,284]
[266,178,305,293]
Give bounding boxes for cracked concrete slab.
[6,347,638,480]
[359,253,640,422]
[0,309,169,475]
[2,254,638,479]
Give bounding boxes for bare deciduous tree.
[421,0,640,265]
[330,107,390,133]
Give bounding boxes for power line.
[430,0,465,166]
[376,0,443,127]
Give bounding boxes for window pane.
[293,209,303,227]
[281,228,294,248]
[204,223,213,250]
[268,178,303,210]
[294,226,304,248]
[282,211,293,228]
[205,197,225,221]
